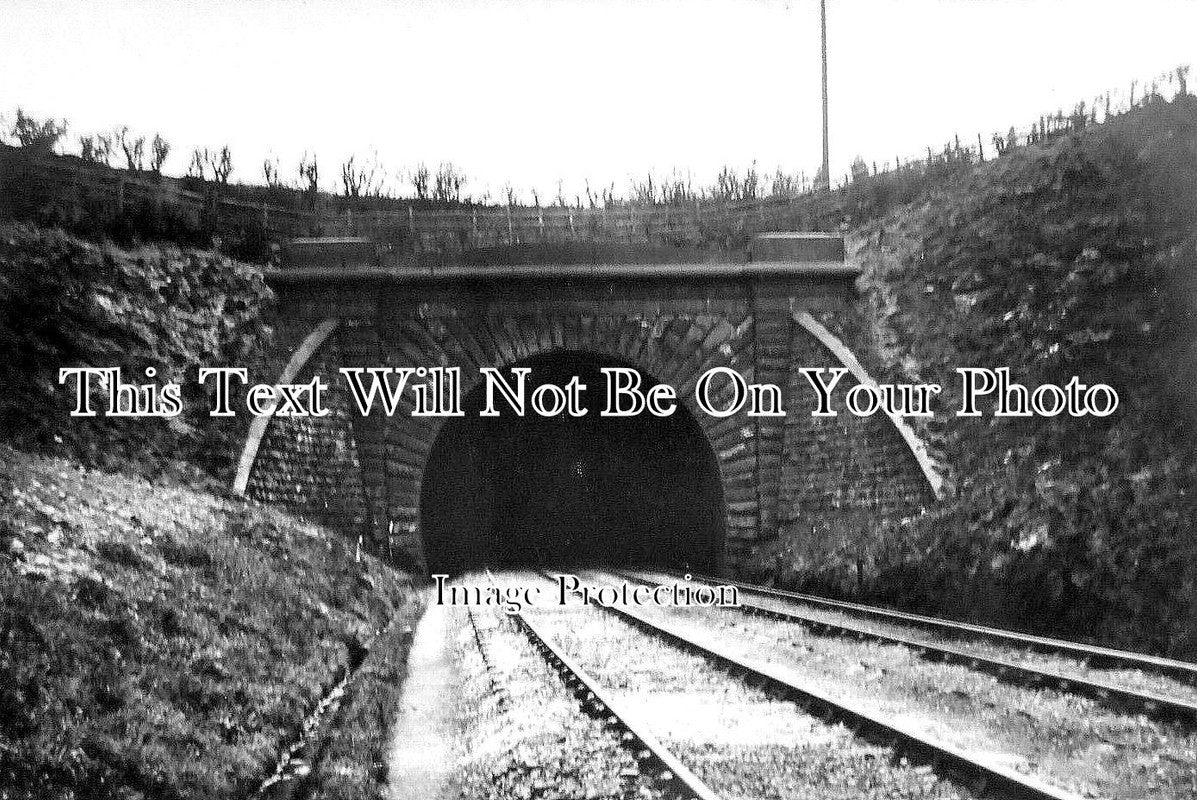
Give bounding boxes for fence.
[0,146,851,254]
[1,68,1188,257]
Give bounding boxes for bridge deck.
[266,260,859,284]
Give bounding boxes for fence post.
[70,163,81,223]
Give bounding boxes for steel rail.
[608,568,1197,726]
[482,570,724,800]
[669,570,1197,685]
[542,570,1090,800]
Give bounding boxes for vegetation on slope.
[816,94,1197,657]
[0,221,423,799]
[0,222,272,483]
[303,628,415,800]
[0,445,419,800]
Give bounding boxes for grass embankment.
[0,445,420,800]
[303,628,419,800]
[789,94,1197,657]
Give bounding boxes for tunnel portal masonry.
[243,233,951,575]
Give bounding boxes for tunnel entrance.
[419,351,725,575]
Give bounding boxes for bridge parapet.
[270,234,858,285]
[750,232,846,263]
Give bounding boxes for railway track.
[610,567,1197,726]
[667,569,1197,685]
[484,570,723,800]
[528,569,1088,800]
[511,608,722,800]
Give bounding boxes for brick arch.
[368,310,760,572]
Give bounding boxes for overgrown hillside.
[0,223,273,483]
[0,445,420,800]
[0,221,423,798]
[812,95,1197,657]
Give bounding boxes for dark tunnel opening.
[419,350,725,575]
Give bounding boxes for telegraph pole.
[820,0,830,190]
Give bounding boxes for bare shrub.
[298,152,319,208]
[433,162,465,203]
[115,127,145,171]
[187,148,207,180]
[262,157,283,188]
[411,164,430,201]
[11,108,67,153]
[207,146,232,184]
[150,134,170,174]
[340,155,376,198]
[79,133,113,165]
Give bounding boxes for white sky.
[2,0,1193,200]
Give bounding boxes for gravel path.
[532,594,976,800]
[599,571,1197,799]
[390,581,665,800]
[389,602,457,800]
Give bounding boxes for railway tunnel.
[419,351,725,575]
[239,234,944,578]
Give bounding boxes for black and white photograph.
[1,1,1196,798]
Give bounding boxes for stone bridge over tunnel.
[236,234,942,577]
